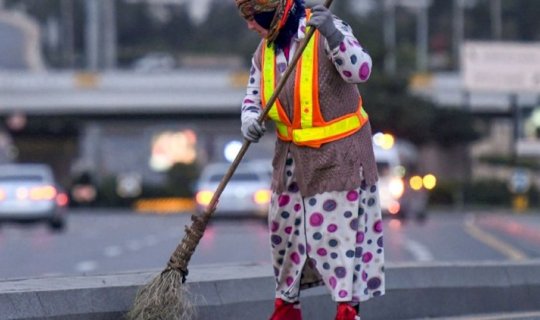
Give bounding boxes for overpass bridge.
[0,70,247,116]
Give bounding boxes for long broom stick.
[127,1,334,319]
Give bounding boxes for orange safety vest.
[260,10,369,148]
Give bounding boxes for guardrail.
[2,260,540,320]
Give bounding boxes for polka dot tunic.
[270,154,384,303]
[241,14,385,305]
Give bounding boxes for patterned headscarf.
[235,0,295,43]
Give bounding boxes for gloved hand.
[307,4,344,50]
[241,116,266,143]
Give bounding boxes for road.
[1,210,540,280]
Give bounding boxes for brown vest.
[254,37,378,197]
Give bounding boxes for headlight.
[389,178,404,198]
[253,189,271,205]
[423,174,437,190]
[196,190,213,206]
[30,185,57,200]
[409,176,423,191]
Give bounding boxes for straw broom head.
[126,269,196,320]
[127,214,208,320]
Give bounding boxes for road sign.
[462,41,540,93]
[508,168,531,194]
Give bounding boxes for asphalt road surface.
[1,209,540,280]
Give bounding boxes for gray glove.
[241,116,266,143]
[307,4,344,50]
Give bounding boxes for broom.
[127,0,334,318]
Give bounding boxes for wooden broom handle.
[166,0,337,278]
[204,0,335,217]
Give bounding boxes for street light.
[85,0,117,70]
[85,0,99,70]
[453,0,465,68]
[400,0,432,72]
[453,0,478,69]
[383,0,396,75]
[490,0,502,40]
[384,0,432,74]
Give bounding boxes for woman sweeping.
[236,0,385,319]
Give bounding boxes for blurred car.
[373,133,434,220]
[132,52,176,72]
[375,145,405,217]
[0,164,68,231]
[195,161,272,218]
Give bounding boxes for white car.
[373,134,432,220]
[374,145,406,217]
[195,161,272,218]
[132,53,176,72]
[0,164,68,231]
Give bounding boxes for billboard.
[462,41,540,93]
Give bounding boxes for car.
[194,160,272,218]
[0,164,68,231]
[373,133,433,220]
[132,52,176,72]
[374,142,406,218]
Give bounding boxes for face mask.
[254,10,276,30]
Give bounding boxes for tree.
[363,75,433,145]
[362,74,479,146]
[188,2,258,61]
[430,108,480,147]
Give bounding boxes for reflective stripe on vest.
[260,10,368,148]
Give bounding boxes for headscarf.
[235,0,295,43]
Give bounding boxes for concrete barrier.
[1,260,540,320]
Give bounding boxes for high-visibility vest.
[260,10,369,148]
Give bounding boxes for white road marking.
[143,235,159,247]
[75,260,97,273]
[42,272,63,277]
[126,240,142,251]
[404,238,434,262]
[104,245,123,257]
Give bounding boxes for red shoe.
[335,302,360,320]
[269,298,302,320]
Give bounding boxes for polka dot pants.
[269,154,385,303]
